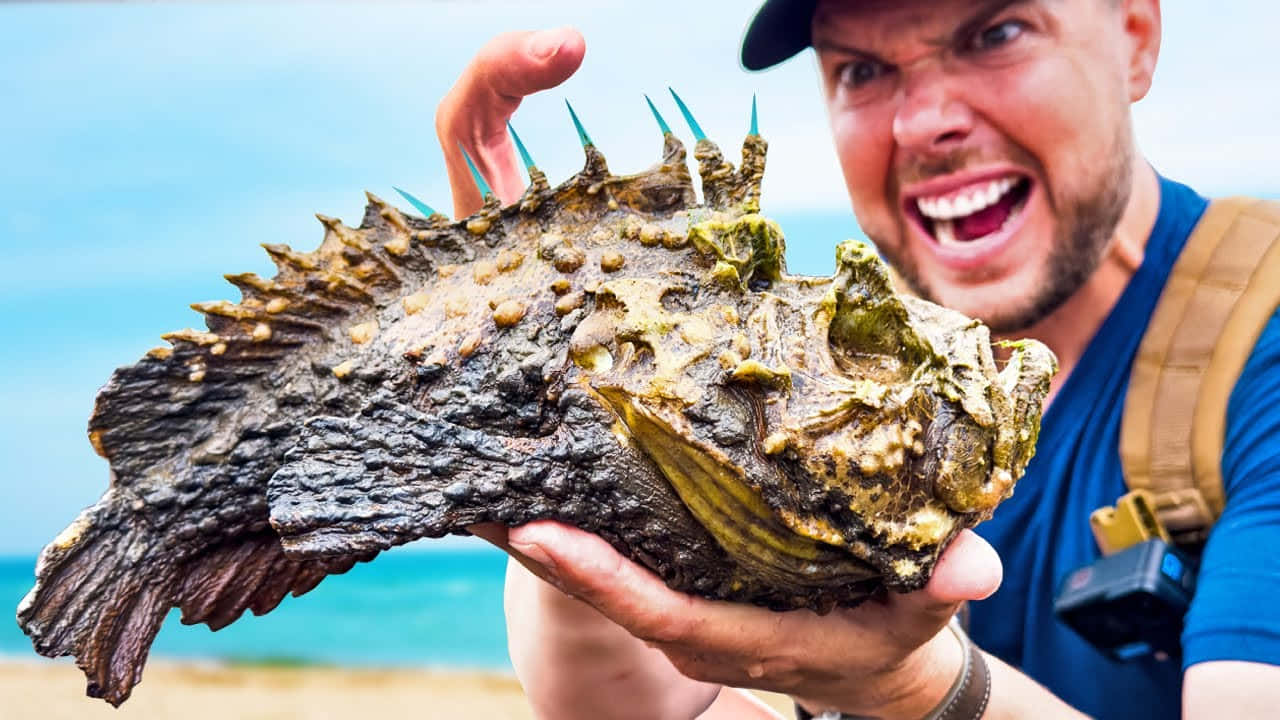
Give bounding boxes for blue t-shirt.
[970,176,1280,719]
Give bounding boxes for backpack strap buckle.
[1090,490,1171,555]
[1091,488,1214,555]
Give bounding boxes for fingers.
[504,520,993,712]
[507,522,1000,641]
[508,522,804,653]
[464,521,569,591]
[436,27,586,216]
[506,521,689,636]
[507,522,881,698]
[472,27,586,105]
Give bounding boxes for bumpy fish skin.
[17,115,1055,705]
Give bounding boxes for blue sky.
[1,1,1277,555]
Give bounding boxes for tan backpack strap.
[1120,197,1280,543]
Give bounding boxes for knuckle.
[475,30,524,63]
[434,90,465,142]
[473,31,528,93]
[434,31,526,138]
[433,100,452,136]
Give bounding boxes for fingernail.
[510,538,558,574]
[511,539,566,591]
[528,29,565,60]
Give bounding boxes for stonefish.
[18,94,1055,705]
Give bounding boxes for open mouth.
[907,174,1033,247]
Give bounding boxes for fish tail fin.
[16,497,167,706]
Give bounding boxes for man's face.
[813,0,1140,332]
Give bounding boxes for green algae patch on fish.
[17,97,1056,707]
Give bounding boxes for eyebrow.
[812,0,1035,60]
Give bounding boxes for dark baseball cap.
[740,0,820,71]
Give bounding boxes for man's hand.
[435,27,585,218]
[502,520,1002,719]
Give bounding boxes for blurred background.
[1,1,1277,716]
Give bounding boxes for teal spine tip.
[457,143,494,197]
[565,100,594,147]
[644,94,672,136]
[668,87,706,142]
[749,94,759,136]
[392,186,437,218]
[507,122,537,172]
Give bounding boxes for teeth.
[934,218,958,245]
[981,183,997,207]
[931,188,1027,246]
[916,176,1019,221]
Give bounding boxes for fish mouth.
[902,170,1034,258]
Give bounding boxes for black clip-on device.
[1053,490,1199,661]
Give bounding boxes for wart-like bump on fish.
[16,95,1055,707]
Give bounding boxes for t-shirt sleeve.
[1182,307,1280,668]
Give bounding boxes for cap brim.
[740,0,818,71]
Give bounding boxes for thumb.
[886,530,1002,644]
[437,27,586,215]
[926,529,1003,603]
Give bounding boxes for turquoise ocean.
[1,546,512,670]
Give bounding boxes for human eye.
[836,57,891,90]
[965,19,1027,54]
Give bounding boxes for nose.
[891,66,975,154]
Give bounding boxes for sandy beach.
[0,659,796,719]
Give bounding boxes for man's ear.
[1122,0,1162,102]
